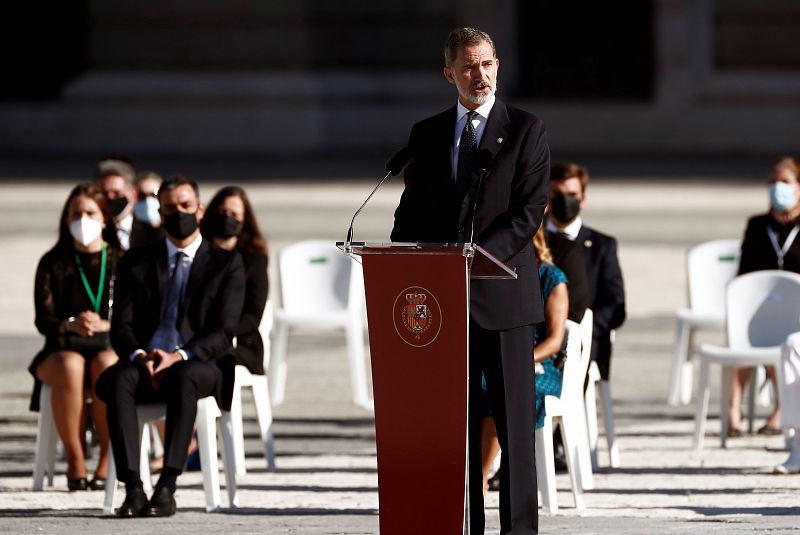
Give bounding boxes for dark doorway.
[516,1,654,101]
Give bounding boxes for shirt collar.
[116,212,133,233]
[545,216,583,241]
[165,232,203,260]
[456,94,496,121]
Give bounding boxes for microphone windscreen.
[385,146,415,176]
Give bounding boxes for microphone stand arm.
[344,169,392,255]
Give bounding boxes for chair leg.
[104,444,118,514]
[535,417,558,514]
[720,366,733,448]
[139,422,152,492]
[196,399,222,512]
[669,319,691,406]
[230,380,247,477]
[559,413,585,510]
[585,375,599,470]
[219,412,239,508]
[574,402,595,491]
[269,323,290,406]
[693,358,711,452]
[149,422,164,459]
[251,377,277,472]
[599,380,620,468]
[345,321,370,409]
[33,385,57,491]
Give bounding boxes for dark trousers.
[469,319,537,535]
[96,359,220,485]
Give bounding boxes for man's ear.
[443,66,455,85]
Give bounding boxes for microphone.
[467,149,494,247]
[345,147,414,248]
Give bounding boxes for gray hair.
[444,27,496,67]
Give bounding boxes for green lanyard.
[74,242,107,314]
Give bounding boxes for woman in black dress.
[30,183,121,490]
[201,186,269,411]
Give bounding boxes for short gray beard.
[461,80,498,106]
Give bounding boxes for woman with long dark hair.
[200,186,269,410]
[29,183,122,490]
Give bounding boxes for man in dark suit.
[546,230,589,323]
[546,162,626,380]
[97,176,244,517]
[391,27,549,535]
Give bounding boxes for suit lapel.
[182,239,210,322]
[442,105,457,183]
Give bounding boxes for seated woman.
[29,183,121,490]
[730,156,800,436]
[481,226,569,492]
[775,332,800,474]
[200,186,269,412]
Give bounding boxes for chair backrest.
[259,300,274,370]
[560,320,585,403]
[726,270,800,349]
[686,239,740,317]
[277,239,363,316]
[578,309,594,377]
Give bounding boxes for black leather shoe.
[116,486,148,518]
[88,476,106,491]
[67,477,88,491]
[145,485,177,517]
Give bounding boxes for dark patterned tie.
[148,251,189,352]
[456,110,477,201]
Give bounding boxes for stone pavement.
[1,174,799,534]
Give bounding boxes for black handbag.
[58,248,117,354]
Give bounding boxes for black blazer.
[391,99,550,329]
[110,237,245,365]
[576,225,626,379]
[218,250,268,410]
[738,213,800,275]
[546,231,589,323]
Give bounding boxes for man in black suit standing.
[97,176,244,517]
[391,27,549,535]
[546,162,626,380]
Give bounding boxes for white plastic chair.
[585,332,620,469]
[103,397,238,513]
[32,384,58,491]
[269,240,371,409]
[669,239,740,406]
[536,319,587,513]
[693,270,800,452]
[229,300,277,476]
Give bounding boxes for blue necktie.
[456,110,477,201]
[148,251,189,352]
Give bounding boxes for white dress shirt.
[546,216,583,241]
[452,95,496,178]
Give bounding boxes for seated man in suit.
[546,162,625,380]
[97,175,244,517]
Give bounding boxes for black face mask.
[108,197,129,218]
[209,213,243,239]
[163,211,198,240]
[550,193,581,223]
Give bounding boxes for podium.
[336,242,516,534]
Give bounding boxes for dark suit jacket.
[738,213,800,274]
[576,225,626,379]
[219,250,268,410]
[546,231,589,323]
[110,237,245,369]
[391,99,550,329]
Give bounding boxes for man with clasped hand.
[97,176,244,517]
[391,27,549,535]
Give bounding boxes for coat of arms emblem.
[392,286,442,347]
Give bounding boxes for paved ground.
[1,169,799,534]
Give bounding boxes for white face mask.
[69,216,103,247]
[134,196,161,227]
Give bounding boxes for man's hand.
[152,349,184,387]
[133,351,157,388]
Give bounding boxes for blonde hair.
[532,226,553,265]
